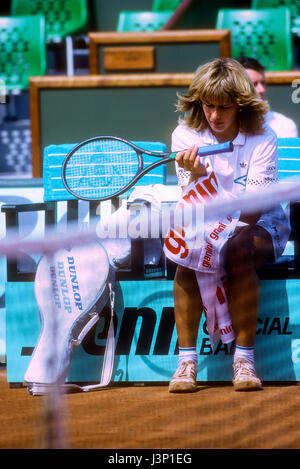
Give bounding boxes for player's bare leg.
[173,266,203,347]
[169,266,202,393]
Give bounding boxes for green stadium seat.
[117,11,173,32]
[153,1,237,29]
[0,15,46,94]
[0,15,46,170]
[216,8,294,71]
[11,0,87,42]
[251,0,300,36]
[152,0,181,11]
[11,0,88,75]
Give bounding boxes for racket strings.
[64,139,140,199]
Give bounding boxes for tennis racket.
[62,136,233,201]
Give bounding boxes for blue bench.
[1,140,168,281]
[258,138,300,279]
[2,138,300,282]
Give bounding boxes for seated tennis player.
[168,58,290,392]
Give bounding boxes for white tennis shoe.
[232,358,262,391]
[169,360,198,393]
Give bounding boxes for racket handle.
[197,141,233,156]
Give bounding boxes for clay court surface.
[1,367,300,451]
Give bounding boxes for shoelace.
[175,361,196,378]
[233,360,257,379]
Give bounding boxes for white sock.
[234,345,255,365]
[178,347,198,366]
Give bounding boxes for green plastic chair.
[11,0,88,42]
[0,15,46,93]
[154,0,237,29]
[152,0,181,11]
[117,11,173,32]
[251,0,300,35]
[11,0,88,75]
[216,8,294,71]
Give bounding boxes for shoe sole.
[233,380,263,391]
[169,382,198,393]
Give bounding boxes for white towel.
[98,184,181,268]
[164,159,239,348]
[164,159,240,272]
[195,267,235,348]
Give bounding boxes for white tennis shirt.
[172,123,278,194]
[171,123,290,260]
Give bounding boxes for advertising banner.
[5,279,300,384]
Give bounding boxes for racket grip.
[197,141,233,156]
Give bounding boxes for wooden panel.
[265,71,300,84]
[29,70,300,178]
[29,73,193,178]
[88,30,231,45]
[103,46,155,71]
[88,30,231,74]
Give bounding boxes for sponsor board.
[5,279,300,384]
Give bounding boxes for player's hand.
[175,145,207,178]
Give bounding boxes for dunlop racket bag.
[25,241,115,395]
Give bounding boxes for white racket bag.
[25,241,115,395]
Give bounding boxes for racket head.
[61,136,144,201]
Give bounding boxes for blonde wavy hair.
[177,58,269,134]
